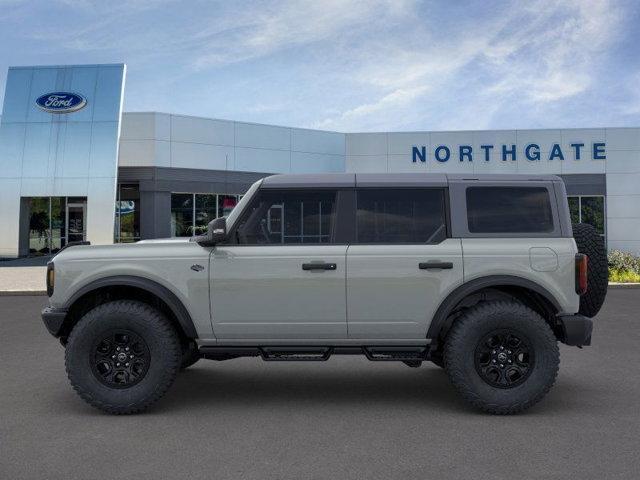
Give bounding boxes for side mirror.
[209,217,227,243]
[195,217,227,246]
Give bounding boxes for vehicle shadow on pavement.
[158,363,467,413]
[45,357,595,417]
[47,360,591,416]
[146,361,580,416]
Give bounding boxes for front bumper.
[557,314,593,346]
[41,307,68,337]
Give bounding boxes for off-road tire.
[65,300,181,414]
[180,341,201,370]
[444,301,560,414]
[572,222,608,318]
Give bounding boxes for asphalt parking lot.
[1,290,639,479]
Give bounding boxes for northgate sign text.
[412,142,606,163]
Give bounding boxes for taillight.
[46,262,55,297]
[575,254,588,295]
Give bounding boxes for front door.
[346,188,463,339]
[210,188,347,340]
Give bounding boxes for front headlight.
[46,262,55,297]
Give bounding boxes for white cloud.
[313,85,428,130]
[482,0,621,103]
[314,0,625,130]
[191,0,412,69]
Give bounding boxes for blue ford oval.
[35,92,87,114]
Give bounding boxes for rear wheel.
[444,301,559,414]
[65,300,181,414]
[572,223,608,317]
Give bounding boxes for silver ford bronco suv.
[42,173,607,415]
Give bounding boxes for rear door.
[210,188,348,340]
[346,187,463,340]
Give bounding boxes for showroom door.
[210,188,348,340]
[66,201,86,244]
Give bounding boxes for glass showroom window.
[218,195,239,218]
[171,193,241,237]
[28,197,52,255]
[568,196,606,237]
[171,193,194,237]
[114,184,140,243]
[195,194,217,236]
[26,196,87,255]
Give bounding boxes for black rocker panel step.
[363,346,428,361]
[198,346,431,362]
[260,347,333,361]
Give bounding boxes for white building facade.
[1,64,639,257]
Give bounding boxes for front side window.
[234,190,337,245]
[466,186,554,233]
[356,188,447,243]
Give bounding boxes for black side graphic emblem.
[190,264,205,272]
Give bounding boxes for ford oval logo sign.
[35,92,87,114]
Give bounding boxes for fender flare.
[426,275,562,340]
[64,275,198,338]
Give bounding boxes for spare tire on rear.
[572,223,608,317]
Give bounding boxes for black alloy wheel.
[91,330,150,388]
[474,330,533,388]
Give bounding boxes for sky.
[0,0,638,132]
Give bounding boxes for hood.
[51,237,195,263]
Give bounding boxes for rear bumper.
[557,314,593,346]
[41,307,68,337]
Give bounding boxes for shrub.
[608,250,640,283]
[610,269,640,283]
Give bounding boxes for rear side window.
[356,189,447,243]
[466,187,554,233]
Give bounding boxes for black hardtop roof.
[261,173,562,188]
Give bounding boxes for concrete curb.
[608,283,640,289]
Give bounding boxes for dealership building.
[1,63,639,258]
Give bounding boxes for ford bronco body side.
[42,173,606,414]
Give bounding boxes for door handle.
[419,261,453,270]
[302,262,337,271]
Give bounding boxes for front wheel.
[444,301,559,414]
[65,300,181,414]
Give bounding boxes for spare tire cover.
[572,223,608,317]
